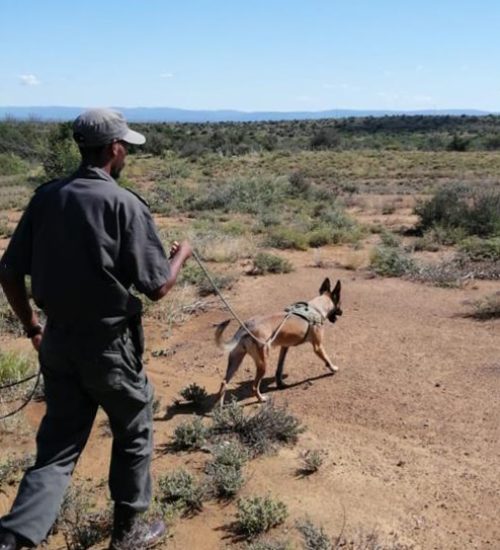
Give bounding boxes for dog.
[214,278,342,407]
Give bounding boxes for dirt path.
[1,255,499,549]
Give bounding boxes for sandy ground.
[1,244,499,549]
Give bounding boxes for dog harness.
[284,302,325,344]
[285,302,325,325]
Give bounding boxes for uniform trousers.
[0,320,154,546]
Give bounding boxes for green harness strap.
[284,301,325,325]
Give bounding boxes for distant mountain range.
[0,106,495,123]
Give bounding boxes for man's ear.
[332,280,341,301]
[319,278,331,295]
[110,141,121,158]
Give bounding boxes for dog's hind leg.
[252,347,269,403]
[275,347,289,389]
[216,347,247,408]
[312,342,338,373]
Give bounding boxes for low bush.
[264,227,309,251]
[236,495,288,538]
[0,214,13,238]
[205,441,248,498]
[0,290,25,336]
[56,484,112,550]
[211,399,304,457]
[466,292,500,320]
[245,539,291,550]
[297,519,332,550]
[380,230,401,248]
[415,185,500,239]
[206,461,245,498]
[157,469,205,516]
[250,252,293,275]
[178,263,235,297]
[0,152,29,176]
[0,350,35,386]
[459,237,500,262]
[171,417,208,451]
[179,383,208,405]
[370,246,415,277]
[297,449,325,475]
[0,453,34,488]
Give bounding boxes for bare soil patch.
[1,249,499,548]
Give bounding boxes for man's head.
[73,108,146,178]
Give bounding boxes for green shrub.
[467,292,500,320]
[245,541,291,550]
[459,237,500,262]
[179,383,208,405]
[415,185,500,238]
[306,228,332,248]
[42,124,80,179]
[0,453,34,488]
[207,461,245,498]
[251,252,293,275]
[56,484,112,550]
[237,495,288,538]
[0,153,28,176]
[157,469,205,516]
[210,440,249,470]
[245,540,293,550]
[264,227,309,250]
[188,177,288,215]
[172,417,208,451]
[0,214,12,238]
[0,350,35,386]
[206,441,249,498]
[370,246,415,277]
[287,171,310,197]
[178,262,235,296]
[380,230,401,248]
[297,519,332,550]
[298,450,325,475]
[211,400,304,457]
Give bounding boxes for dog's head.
[319,278,342,323]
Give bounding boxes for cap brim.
[122,128,146,145]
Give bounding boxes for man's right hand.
[169,240,193,262]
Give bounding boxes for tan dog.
[214,278,342,406]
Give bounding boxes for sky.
[1,0,499,112]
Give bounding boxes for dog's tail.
[214,319,240,352]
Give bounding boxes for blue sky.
[1,0,499,111]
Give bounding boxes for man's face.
[110,140,128,178]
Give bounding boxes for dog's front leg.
[275,347,289,389]
[313,342,338,373]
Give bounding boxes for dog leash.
[191,249,293,347]
[0,369,41,421]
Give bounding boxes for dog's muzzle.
[327,308,342,323]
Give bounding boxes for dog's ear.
[332,280,341,302]
[319,278,331,295]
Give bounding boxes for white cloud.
[159,72,174,79]
[19,74,40,86]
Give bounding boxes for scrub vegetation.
[1,114,499,549]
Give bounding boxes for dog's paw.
[327,364,339,373]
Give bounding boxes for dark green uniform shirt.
[0,166,170,337]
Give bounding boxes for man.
[0,108,192,549]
